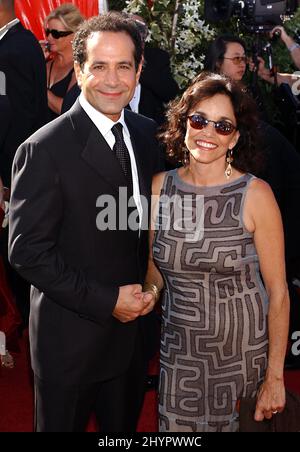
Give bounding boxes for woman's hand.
[39,40,51,61]
[254,376,286,421]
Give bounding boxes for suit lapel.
[69,102,130,195]
[82,127,130,193]
[0,22,23,46]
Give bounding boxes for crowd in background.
[1,0,300,433]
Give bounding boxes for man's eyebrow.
[90,60,134,66]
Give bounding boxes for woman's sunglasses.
[45,29,73,39]
[223,56,247,65]
[188,114,236,136]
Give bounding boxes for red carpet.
[1,332,299,432]
[0,332,158,432]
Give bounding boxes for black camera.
[204,0,298,32]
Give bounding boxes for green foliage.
[113,1,299,76]
[125,1,215,89]
[114,1,299,125]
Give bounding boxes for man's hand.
[113,284,145,323]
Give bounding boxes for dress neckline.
[47,59,74,89]
[173,168,249,190]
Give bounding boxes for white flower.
[125,0,216,89]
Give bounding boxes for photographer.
[271,25,300,69]
[254,59,300,88]
[253,25,300,89]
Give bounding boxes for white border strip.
[98,0,109,13]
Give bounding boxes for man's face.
[75,31,142,121]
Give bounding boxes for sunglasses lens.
[215,121,235,135]
[234,57,246,65]
[188,115,235,135]
[52,30,61,39]
[189,115,206,129]
[45,29,59,38]
[45,29,72,39]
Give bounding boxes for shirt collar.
[0,18,20,41]
[79,92,130,139]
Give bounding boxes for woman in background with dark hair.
[204,34,267,114]
[204,34,247,82]
[144,72,289,431]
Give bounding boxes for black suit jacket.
[137,45,179,125]
[8,101,163,384]
[257,121,300,273]
[0,22,48,186]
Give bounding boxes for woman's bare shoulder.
[246,176,280,223]
[247,177,274,200]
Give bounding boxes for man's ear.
[74,62,83,88]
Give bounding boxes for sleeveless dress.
[153,169,269,432]
[48,60,74,121]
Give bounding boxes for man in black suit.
[129,15,179,125]
[134,44,179,125]
[0,0,48,187]
[0,0,48,332]
[8,12,162,432]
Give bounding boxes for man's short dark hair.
[73,11,143,71]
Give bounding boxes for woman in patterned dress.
[143,73,289,431]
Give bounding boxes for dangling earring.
[182,148,189,166]
[225,149,233,179]
[168,149,175,159]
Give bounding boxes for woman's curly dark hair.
[159,72,264,174]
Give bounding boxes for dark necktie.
[111,123,133,191]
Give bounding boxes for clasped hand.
[112,284,157,323]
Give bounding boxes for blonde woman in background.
[44,3,84,120]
